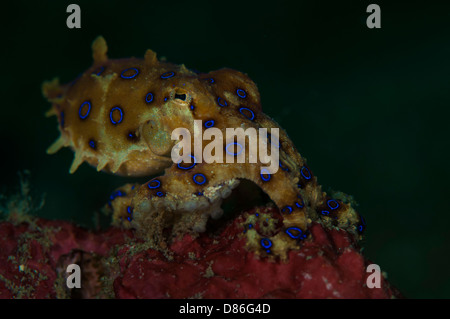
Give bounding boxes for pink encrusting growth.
[0,206,399,299]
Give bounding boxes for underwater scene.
[0,0,449,300]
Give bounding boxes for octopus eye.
[174,93,186,101]
[170,90,192,104]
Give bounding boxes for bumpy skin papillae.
[43,37,364,258]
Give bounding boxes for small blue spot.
[88,139,96,149]
[110,106,124,125]
[196,192,203,196]
[260,168,271,182]
[360,215,366,225]
[255,213,259,217]
[204,120,215,128]
[148,179,161,189]
[145,92,154,103]
[295,195,304,208]
[79,101,91,119]
[164,97,168,102]
[127,217,132,222]
[120,68,139,79]
[236,88,247,98]
[110,190,126,201]
[226,142,244,156]
[321,210,330,216]
[93,66,105,76]
[248,224,253,229]
[127,206,132,215]
[190,105,195,110]
[60,111,65,128]
[281,206,293,214]
[161,71,175,79]
[279,161,289,172]
[239,107,255,121]
[193,173,207,185]
[217,97,228,107]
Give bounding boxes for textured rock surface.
[0,207,401,299]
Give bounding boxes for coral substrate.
[0,206,400,299]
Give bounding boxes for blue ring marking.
[145,92,154,103]
[321,210,330,216]
[156,191,164,197]
[217,97,228,107]
[110,106,124,125]
[204,120,215,128]
[300,166,312,180]
[88,139,96,149]
[93,66,105,76]
[161,71,175,79]
[358,225,364,232]
[239,107,255,121]
[260,238,272,249]
[236,88,247,98]
[281,206,293,214]
[204,78,215,83]
[177,155,197,170]
[193,173,207,185]
[148,179,161,189]
[260,168,271,182]
[285,227,304,239]
[295,197,304,208]
[120,67,139,79]
[327,199,340,210]
[79,101,91,119]
[226,142,244,156]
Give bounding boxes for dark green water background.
[1,0,449,298]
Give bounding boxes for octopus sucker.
[43,36,364,260]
